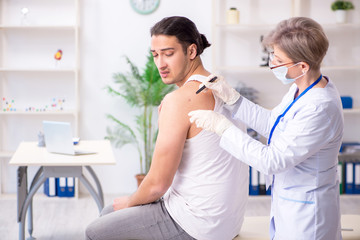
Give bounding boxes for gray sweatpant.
[85,199,196,240]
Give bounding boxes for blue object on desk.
[340,96,353,109]
[73,137,80,145]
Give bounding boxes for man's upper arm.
[146,92,190,191]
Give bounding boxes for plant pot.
[335,10,348,23]
[135,174,146,187]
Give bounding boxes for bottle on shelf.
[226,7,239,25]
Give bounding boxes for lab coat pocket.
[276,188,315,239]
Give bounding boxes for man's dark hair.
[150,16,211,56]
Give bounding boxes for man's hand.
[113,196,130,211]
[189,110,233,136]
[200,74,240,105]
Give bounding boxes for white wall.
[79,0,212,194]
[77,0,360,195]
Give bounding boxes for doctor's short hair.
[150,16,211,56]
[263,17,329,71]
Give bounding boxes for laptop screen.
[43,121,75,155]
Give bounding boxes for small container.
[227,7,239,24]
[38,131,46,147]
[340,96,353,109]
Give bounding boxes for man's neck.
[177,57,210,87]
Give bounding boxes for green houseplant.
[331,1,355,23]
[331,1,354,11]
[105,51,174,184]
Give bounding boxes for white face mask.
[270,62,306,85]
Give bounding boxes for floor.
[0,194,359,240]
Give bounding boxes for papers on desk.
[44,177,75,197]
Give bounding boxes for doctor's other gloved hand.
[188,110,233,136]
[200,74,240,105]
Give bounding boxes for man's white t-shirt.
[163,75,249,240]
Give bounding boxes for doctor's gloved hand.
[188,110,233,136]
[200,74,240,105]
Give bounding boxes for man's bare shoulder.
[159,81,215,138]
[162,82,214,111]
[162,88,185,105]
[158,90,186,120]
[161,86,192,111]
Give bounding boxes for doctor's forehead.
[273,45,290,60]
[150,35,181,51]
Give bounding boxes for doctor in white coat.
[189,17,344,240]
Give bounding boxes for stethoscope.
[267,74,323,145]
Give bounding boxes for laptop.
[43,121,96,155]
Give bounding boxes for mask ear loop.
[293,62,308,80]
[292,63,308,81]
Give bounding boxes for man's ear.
[188,43,197,60]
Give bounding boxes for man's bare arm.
[113,91,190,210]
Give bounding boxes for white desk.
[9,140,116,240]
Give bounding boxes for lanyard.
[267,74,323,145]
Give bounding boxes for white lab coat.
[220,78,344,240]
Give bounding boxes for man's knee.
[100,205,114,216]
[85,224,96,240]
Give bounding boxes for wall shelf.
[0,151,14,158]
[215,24,275,31]
[0,0,80,195]
[216,66,271,73]
[212,0,360,200]
[0,68,77,73]
[322,23,360,30]
[0,25,77,30]
[322,66,360,71]
[212,0,360,144]
[0,110,77,115]
[343,108,360,114]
